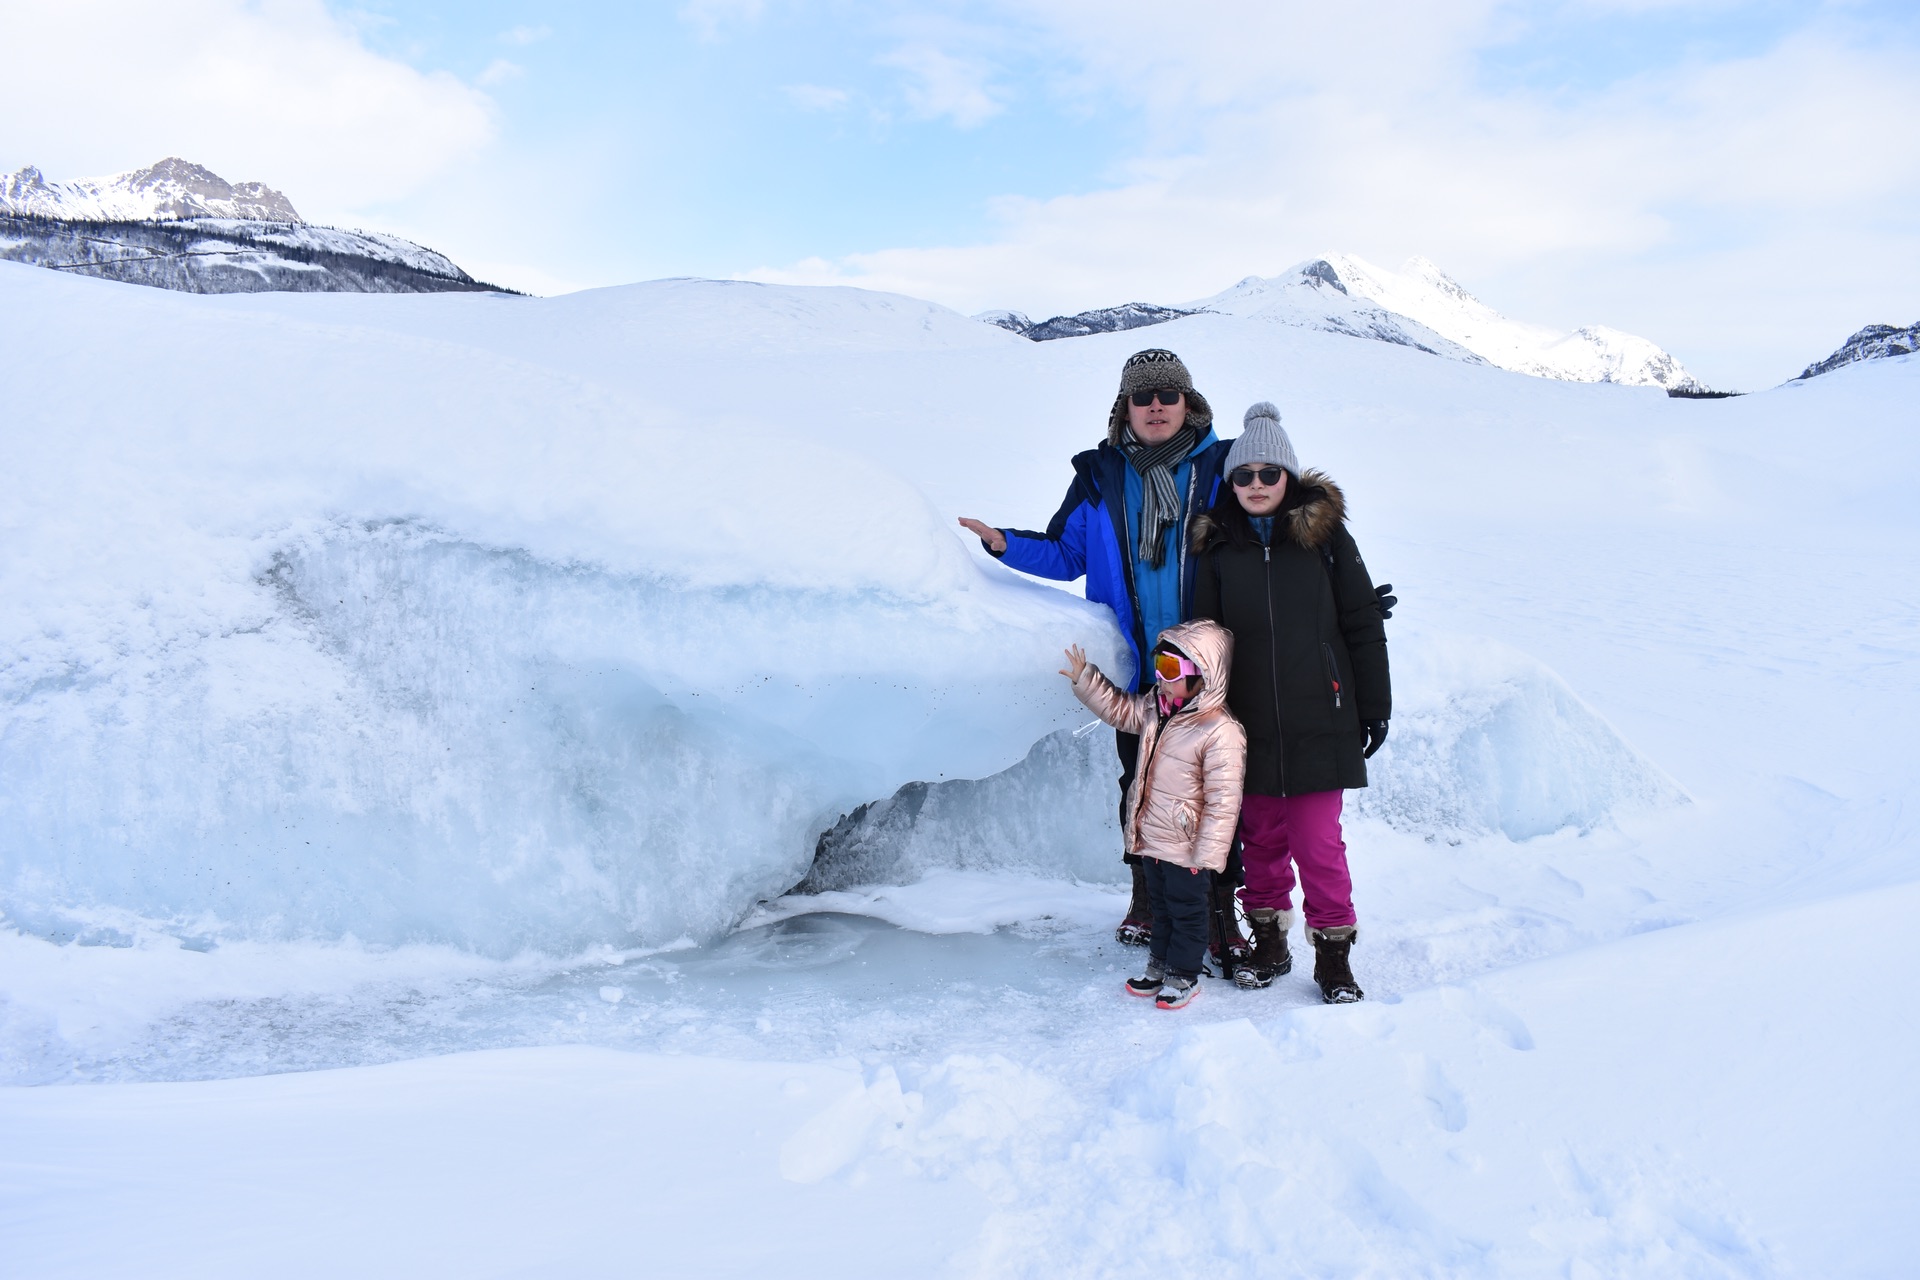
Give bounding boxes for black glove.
[1363,720,1389,759]
[1374,583,1397,619]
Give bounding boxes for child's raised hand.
[1059,644,1088,681]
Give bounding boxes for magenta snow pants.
[1236,790,1355,930]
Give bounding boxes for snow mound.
[0,516,1117,956]
[1357,632,1687,839]
[0,264,1118,956]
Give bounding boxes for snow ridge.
[2,157,302,223]
[1796,321,1920,380]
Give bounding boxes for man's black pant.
[1116,730,1141,859]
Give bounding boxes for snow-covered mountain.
[0,215,506,295]
[0,158,506,294]
[2,157,302,222]
[1796,321,1919,380]
[1192,254,1704,391]
[973,253,1704,390]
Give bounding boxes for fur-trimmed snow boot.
[1207,874,1251,976]
[1115,859,1152,946]
[1234,908,1294,989]
[1309,925,1364,1004]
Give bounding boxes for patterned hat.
[1106,348,1213,442]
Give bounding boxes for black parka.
[1189,470,1390,796]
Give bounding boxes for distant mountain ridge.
[1796,322,1919,380]
[0,158,507,295]
[976,253,1706,392]
[2,157,302,222]
[978,302,1201,342]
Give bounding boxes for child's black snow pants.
[1143,856,1210,980]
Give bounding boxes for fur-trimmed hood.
[1190,468,1347,554]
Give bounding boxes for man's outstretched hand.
[958,517,1007,555]
[1059,644,1088,682]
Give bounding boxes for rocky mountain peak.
[1795,322,1919,380]
[0,158,303,223]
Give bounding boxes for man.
[958,348,1238,947]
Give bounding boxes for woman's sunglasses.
[1129,388,1184,407]
[1230,466,1286,488]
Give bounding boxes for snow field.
[7,880,1914,1277]
[3,262,1919,1275]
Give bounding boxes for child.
[1061,618,1246,1009]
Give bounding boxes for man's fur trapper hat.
[1106,348,1214,444]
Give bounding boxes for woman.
[1190,402,1391,1003]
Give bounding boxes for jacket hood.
[1152,617,1234,716]
[1190,467,1347,554]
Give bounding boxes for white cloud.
[784,84,853,112]
[477,59,524,87]
[879,44,1005,128]
[679,0,764,41]
[753,2,1920,388]
[500,24,552,45]
[4,0,496,216]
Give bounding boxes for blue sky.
[334,1,1145,276]
[8,1,1919,387]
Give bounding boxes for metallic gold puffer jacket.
[1072,618,1247,872]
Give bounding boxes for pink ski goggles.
[1153,650,1199,683]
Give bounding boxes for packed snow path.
[2,262,1917,1276]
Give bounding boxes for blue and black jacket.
[996,433,1232,690]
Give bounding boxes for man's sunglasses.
[1229,466,1286,488]
[1129,388,1184,407]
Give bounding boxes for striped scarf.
[1120,425,1198,568]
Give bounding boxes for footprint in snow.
[1441,985,1536,1051]
[1412,1054,1469,1133]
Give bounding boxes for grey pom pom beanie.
[1224,401,1299,476]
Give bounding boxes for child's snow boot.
[1309,925,1364,1004]
[1234,908,1294,989]
[1155,973,1200,1010]
[1207,875,1251,977]
[1115,859,1152,947]
[1124,957,1166,998]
